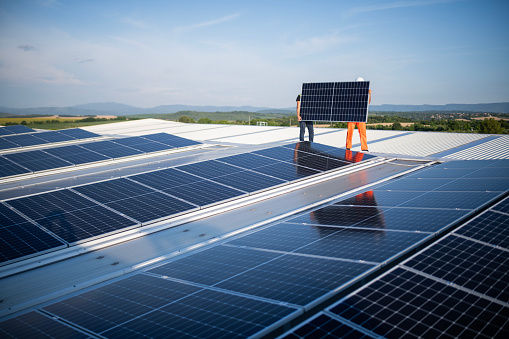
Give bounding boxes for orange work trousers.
[346,122,368,151]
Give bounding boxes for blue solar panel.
[3,150,72,172]
[6,190,137,243]
[329,267,509,338]
[112,136,173,153]
[0,311,89,338]
[405,235,509,302]
[141,133,201,148]
[493,198,509,214]
[2,134,49,147]
[57,128,99,139]
[42,274,297,338]
[162,180,245,206]
[0,138,19,149]
[129,168,204,191]
[3,125,35,134]
[33,131,75,143]
[453,210,509,252]
[399,191,501,210]
[289,205,387,227]
[0,156,31,177]
[252,162,320,181]
[43,145,111,164]
[281,313,375,339]
[211,170,286,193]
[300,81,370,122]
[377,177,451,191]
[177,159,244,179]
[73,178,197,223]
[334,190,428,207]
[0,204,65,263]
[283,142,376,163]
[0,127,14,136]
[80,140,143,158]
[217,152,281,169]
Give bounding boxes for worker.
[346,77,371,152]
[296,94,314,142]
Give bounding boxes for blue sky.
[0,0,508,108]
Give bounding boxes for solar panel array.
[0,142,371,264]
[2,158,507,338]
[0,125,35,136]
[0,128,99,150]
[300,81,370,122]
[0,132,201,178]
[281,161,509,339]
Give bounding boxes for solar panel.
[111,136,173,153]
[129,168,204,191]
[42,274,298,338]
[57,128,99,139]
[3,150,72,172]
[2,134,49,147]
[177,159,244,179]
[210,170,286,193]
[377,177,450,191]
[404,235,509,302]
[80,140,143,158]
[300,81,370,122]
[0,156,31,177]
[0,204,64,263]
[141,133,201,148]
[43,145,111,165]
[0,128,14,136]
[162,180,245,207]
[398,191,501,209]
[3,125,35,134]
[288,205,388,227]
[493,197,509,214]
[251,162,321,181]
[216,152,281,169]
[6,189,137,243]
[0,311,89,338]
[334,190,427,207]
[73,178,197,223]
[329,267,509,338]
[32,131,75,143]
[453,210,509,254]
[280,312,376,339]
[0,138,19,150]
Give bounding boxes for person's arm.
[368,89,372,105]
[297,100,302,121]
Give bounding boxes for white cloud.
[345,0,460,17]
[122,17,147,29]
[173,13,241,33]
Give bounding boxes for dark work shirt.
[296,94,301,102]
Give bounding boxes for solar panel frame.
[3,150,73,172]
[43,145,111,165]
[300,81,370,122]
[2,134,49,147]
[0,156,31,177]
[57,128,100,139]
[3,125,35,134]
[32,131,75,143]
[79,140,143,158]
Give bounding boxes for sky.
[0,0,508,109]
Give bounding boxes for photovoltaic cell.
[129,168,205,191]
[177,159,244,179]
[6,189,136,243]
[57,128,99,139]
[0,138,19,150]
[42,274,297,338]
[283,142,376,163]
[0,157,30,177]
[300,81,370,122]
[32,131,75,143]
[141,133,201,148]
[377,177,450,191]
[406,166,475,179]
[217,152,281,169]
[404,236,509,302]
[453,211,509,249]
[398,191,501,210]
[3,150,72,172]
[463,166,509,179]
[112,136,173,153]
[73,178,155,203]
[2,134,49,147]
[334,190,428,208]
[281,313,375,339]
[43,145,110,164]
[0,311,89,339]
[493,198,509,214]
[80,140,143,158]
[162,180,245,206]
[0,204,64,263]
[3,125,35,134]
[329,267,509,338]
[251,161,320,181]
[288,205,388,227]
[436,178,509,192]
[210,170,286,193]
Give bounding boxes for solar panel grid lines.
[300,81,370,123]
[40,274,300,339]
[328,267,509,339]
[43,144,111,165]
[453,210,509,250]
[0,156,31,177]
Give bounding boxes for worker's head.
[355,77,365,82]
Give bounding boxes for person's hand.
[298,115,302,121]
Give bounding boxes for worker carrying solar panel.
[346,77,371,152]
[296,94,314,142]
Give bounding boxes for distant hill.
[370,102,509,113]
[1,102,508,116]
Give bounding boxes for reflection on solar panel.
[210,170,286,193]
[6,190,137,244]
[0,204,64,263]
[163,180,245,207]
[300,81,370,122]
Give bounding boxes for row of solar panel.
[0,132,201,178]
[282,195,509,338]
[0,142,373,263]
[1,159,506,338]
[0,125,35,136]
[302,81,370,90]
[0,128,99,150]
